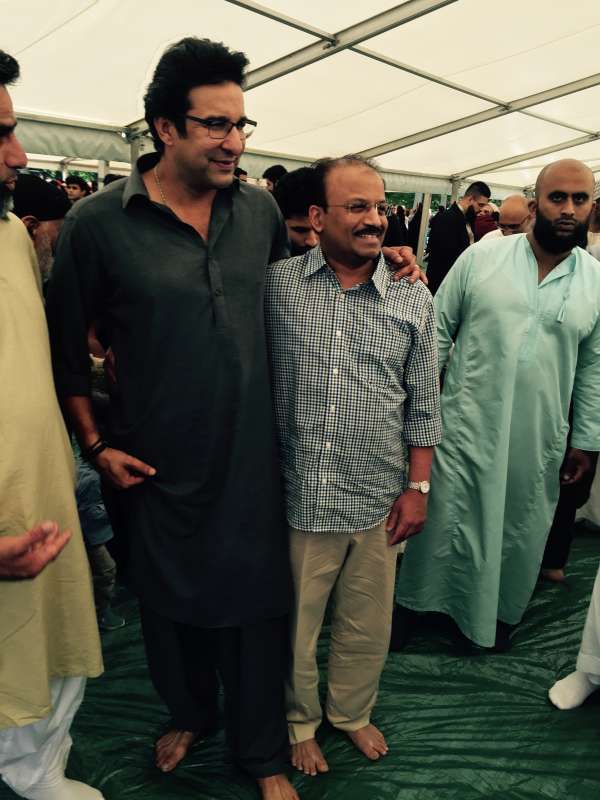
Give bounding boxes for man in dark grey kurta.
[49,156,290,628]
[47,37,298,800]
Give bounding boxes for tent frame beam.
[452,133,600,179]
[113,2,600,187]
[18,110,122,134]
[223,0,335,41]
[242,0,457,90]
[359,71,600,159]
[123,0,453,140]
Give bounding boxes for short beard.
[533,208,589,254]
[0,184,13,219]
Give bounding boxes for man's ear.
[154,116,179,148]
[528,199,537,217]
[20,215,39,238]
[309,204,325,234]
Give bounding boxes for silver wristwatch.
[407,480,430,494]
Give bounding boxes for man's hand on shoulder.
[0,522,71,579]
[386,489,428,545]
[382,246,428,285]
[95,447,157,489]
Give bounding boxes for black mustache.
[354,227,384,236]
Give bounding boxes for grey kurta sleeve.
[269,205,291,263]
[46,210,106,398]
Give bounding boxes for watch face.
[421,481,430,494]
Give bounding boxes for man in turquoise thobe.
[395,159,600,650]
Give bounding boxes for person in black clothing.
[273,167,320,255]
[383,205,408,248]
[396,204,407,230]
[12,172,70,289]
[263,163,287,192]
[406,202,423,252]
[425,181,490,295]
[47,37,299,800]
[542,431,599,582]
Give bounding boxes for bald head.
[535,159,594,200]
[498,195,531,235]
[531,158,594,255]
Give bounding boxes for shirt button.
[332,368,339,376]
[322,477,327,485]
[330,405,336,413]
[214,288,223,297]
[336,330,342,338]
[325,442,331,450]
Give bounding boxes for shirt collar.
[301,244,328,278]
[121,152,241,209]
[302,244,389,298]
[370,253,390,299]
[122,152,157,208]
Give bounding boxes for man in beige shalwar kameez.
[0,50,104,800]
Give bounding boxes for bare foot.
[257,774,300,800]
[541,568,566,583]
[291,738,329,776]
[347,724,389,761]
[155,729,197,772]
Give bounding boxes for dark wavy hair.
[144,37,248,153]
[464,180,491,199]
[0,51,19,86]
[272,167,320,219]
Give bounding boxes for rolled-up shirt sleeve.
[402,296,442,447]
[46,211,105,398]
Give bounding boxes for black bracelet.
[82,438,109,462]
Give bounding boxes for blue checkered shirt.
[265,245,442,532]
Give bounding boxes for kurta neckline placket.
[518,241,576,361]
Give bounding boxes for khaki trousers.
[286,521,398,744]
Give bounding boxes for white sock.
[548,670,600,710]
[21,777,104,800]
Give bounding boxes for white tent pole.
[451,179,461,203]
[60,157,72,181]
[416,193,431,264]
[97,159,107,189]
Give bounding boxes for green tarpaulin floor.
[3,532,600,800]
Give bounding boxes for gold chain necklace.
[153,166,167,205]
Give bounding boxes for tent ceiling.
[8,0,600,190]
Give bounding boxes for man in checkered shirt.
[265,155,442,777]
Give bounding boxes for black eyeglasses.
[184,114,257,140]
[327,201,390,216]
[499,215,529,231]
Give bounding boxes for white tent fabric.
[7,0,600,192]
